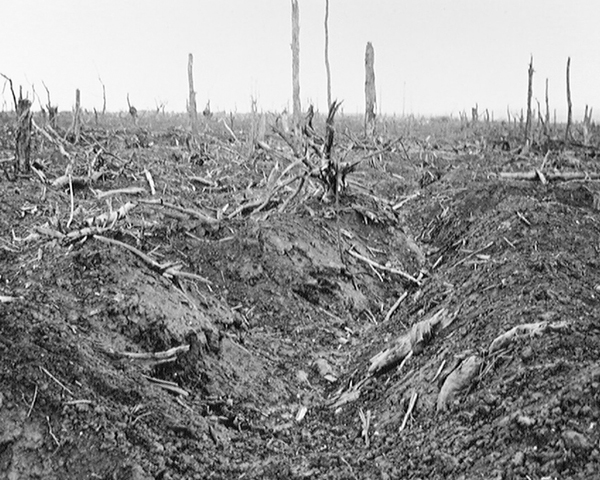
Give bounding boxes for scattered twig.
[39,366,75,397]
[143,375,189,396]
[516,211,531,226]
[358,408,371,447]
[448,241,494,271]
[46,416,60,447]
[117,344,190,361]
[399,391,418,431]
[383,291,408,322]
[144,168,156,195]
[27,384,38,418]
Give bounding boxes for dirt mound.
[1,117,599,479]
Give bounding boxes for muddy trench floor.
[1,124,600,479]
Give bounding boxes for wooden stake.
[291,0,301,132]
[364,42,376,137]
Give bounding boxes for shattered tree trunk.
[16,95,32,173]
[544,78,550,135]
[99,77,107,115]
[364,42,376,137]
[565,57,572,143]
[188,53,198,134]
[291,0,301,132]
[524,56,534,150]
[72,89,81,144]
[324,0,332,109]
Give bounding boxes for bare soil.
[1,117,600,479]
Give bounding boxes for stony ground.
[1,114,599,479]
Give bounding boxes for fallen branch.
[348,248,421,286]
[52,171,103,189]
[115,345,190,365]
[94,234,212,284]
[94,187,146,199]
[139,198,218,227]
[500,171,600,182]
[188,175,218,188]
[85,201,137,227]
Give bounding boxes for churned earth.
[1,114,599,479]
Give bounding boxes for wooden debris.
[436,355,483,412]
[369,308,454,374]
[295,406,308,423]
[488,320,569,354]
[359,408,371,447]
[0,295,21,303]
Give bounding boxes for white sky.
[1,0,599,120]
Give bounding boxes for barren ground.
[1,114,599,479]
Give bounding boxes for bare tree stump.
[291,0,301,133]
[16,94,32,173]
[188,53,198,134]
[364,42,376,137]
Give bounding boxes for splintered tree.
[524,55,534,150]
[16,90,32,173]
[565,57,572,143]
[127,93,137,124]
[68,88,82,144]
[364,42,376,137]
[42,81,58,129]
[324,0,332,109]
[188,53,198,134]
[291,0,301,132]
